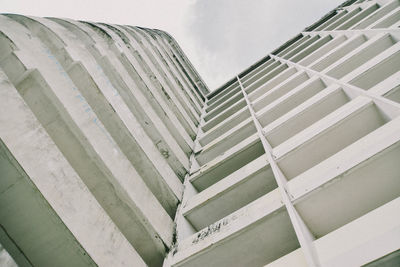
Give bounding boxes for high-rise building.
[1,0,400,266]
[0,14,208,267]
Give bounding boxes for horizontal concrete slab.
[183,155,277,230]
[0,69,146,267]
[172,190,300,267]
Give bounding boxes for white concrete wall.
[0,14,208,267]
[167,0,400,266]
[2,0,400,266]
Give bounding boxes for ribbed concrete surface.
[2,0,400,266]
[0,14,208,267]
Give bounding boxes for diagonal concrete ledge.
[0,69,146,267]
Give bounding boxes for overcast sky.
[1,0,344,90]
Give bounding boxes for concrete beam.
[171,190,300,267]
[0,69,146,267]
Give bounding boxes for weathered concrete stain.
[192,218,229,244]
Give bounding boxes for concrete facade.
[1,0,400,266]
[0,14,208,267]
[166,0,400,266]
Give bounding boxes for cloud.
[1,0,345,91]
[185,0,344,89]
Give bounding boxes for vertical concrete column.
[237,76,322,267]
